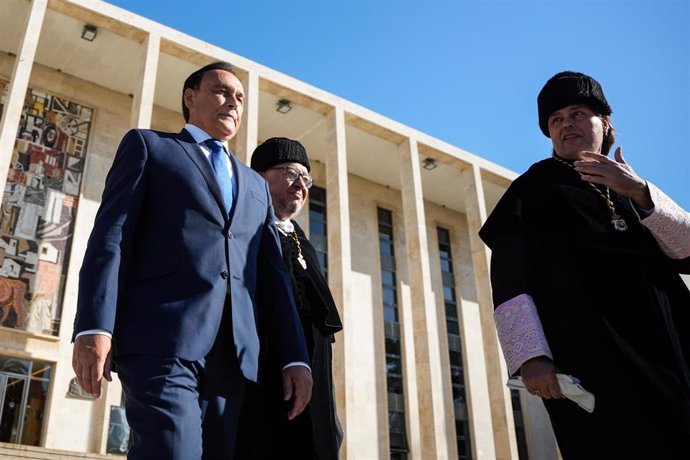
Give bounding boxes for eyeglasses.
[269,166,314,189]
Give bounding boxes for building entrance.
[0,373,27,443]
[0,356,52,446]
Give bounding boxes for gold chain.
[551,154,628,231]
[288,231,307,269]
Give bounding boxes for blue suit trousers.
[115,298,245,460]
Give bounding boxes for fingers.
[282,371,294,402]
[613,146,625,164]
[578,151,611,163]
[520,356,563,399]
[574,152,625,187]
[533,377,564,399]
[287,382,310,420]
[72,334,112,397]
[574,146,648,201]
[104,352,113,382]
[527,378,563,399]
[282,366,313,420]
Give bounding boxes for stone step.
[0,442,117,459]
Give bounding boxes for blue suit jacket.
[74,128,308,381]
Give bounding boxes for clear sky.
[108,0,690,209]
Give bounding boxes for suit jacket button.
[227,232,234,239]
[220,271,228,279]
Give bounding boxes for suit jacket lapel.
[175,130,229,220]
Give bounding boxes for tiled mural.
[0,80,91,335]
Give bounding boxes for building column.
[462,164,518,459]
[0,0,48,191]
[130,32,160,129]
[234,71,259,164]
[399,140,456,459]
[325,107,367,459]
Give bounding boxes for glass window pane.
[450,352,462,367]
[107,405,131,454]
[385,337,401,355]
[381,270,395,286]
[383,287,396,303]
[30,361,52,379]
[387,375,404,394]
[440,257,452,272]
[437,227,451,245]
[379,238,393,256]
[389,411,407,434]
[316,252,327,271]
[20,378,48,446]
[0,377,26,443]
[384,305,398,323]
[0,358,30,375]
[445,302,458,319]
[309,219,326,236]
[386,358,402,376]
[377,207,392,225]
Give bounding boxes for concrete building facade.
[0,0,559,458]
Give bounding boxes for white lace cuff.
[494,293,552,375]
[640,182,690,259]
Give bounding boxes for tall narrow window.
[0,80,92,336]
[308,185,328,278]
[437,227,472,459]
[378,207,407,459]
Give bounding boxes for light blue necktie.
[204,139,234,213]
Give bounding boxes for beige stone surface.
[235,71,259,165]
[0,441,114,459]
[463,164,518,459]
[130,32,160,129]
[0,0,48,189]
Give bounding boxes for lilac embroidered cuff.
[641,182,690,259]
[494,293,552,375]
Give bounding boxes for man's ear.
[602,115,611,134]
[183,88,195,112]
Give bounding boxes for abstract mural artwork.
[0,80,92,335]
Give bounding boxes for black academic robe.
[236,221,343,460]
[479,158,690,460]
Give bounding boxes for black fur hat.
[250,137,310,172]
[538,71,612,137]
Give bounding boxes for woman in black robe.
[237,137,343,460]
[480,71,690,459]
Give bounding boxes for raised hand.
[574,147,653,208]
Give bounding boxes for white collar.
[184,123,229,150]
[274,220,294,235]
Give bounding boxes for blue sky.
[108,0,689,209]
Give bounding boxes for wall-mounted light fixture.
[276,99,292,114]
[422,157,438,170]
[81,24,97,42]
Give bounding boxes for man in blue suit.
[72,61,312,460]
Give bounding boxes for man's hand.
[575,147,653,208]
[520,356,563,399]
[72,334,112,397]
[282,365,313,420]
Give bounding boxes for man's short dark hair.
[181,61,237,122]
